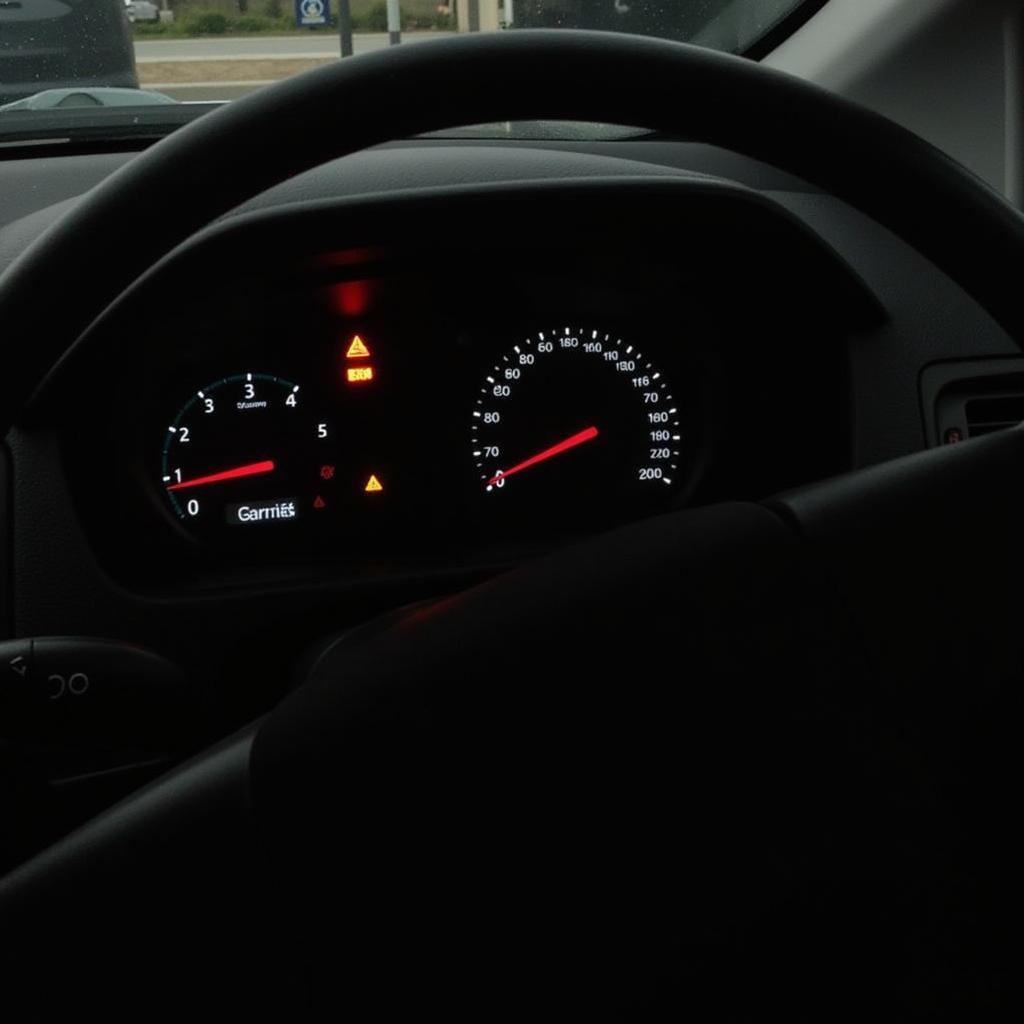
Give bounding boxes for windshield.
[0,0,812,134]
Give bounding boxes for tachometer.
[160,372,331,532]
[471,327,682,512]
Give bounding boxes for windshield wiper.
[0,103,221,149]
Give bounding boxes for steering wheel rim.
[1,29,1024,432]
[1,30,1022,1015]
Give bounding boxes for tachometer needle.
[488,426,599,487]
[167,459,275,491]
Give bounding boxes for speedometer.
[471,327,682,512]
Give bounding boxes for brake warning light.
[346,365,375,384]
[346,335,370,359]
[364,474,383,493]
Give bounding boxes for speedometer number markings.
[471,327,682,508]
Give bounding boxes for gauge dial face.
[471,328,682,514]
[161,373,329,531]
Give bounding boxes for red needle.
[488,426,599,487]
[167,459,275,491]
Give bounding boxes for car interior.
[0,0,1019,1015]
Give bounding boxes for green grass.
[133,1,451,37]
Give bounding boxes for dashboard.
[2,135,1022,869]
[90,265,710,570]
[38,173,867,590]
[3,137,1017,638]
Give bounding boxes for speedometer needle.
[167,459,275,491]
[488,426,599,487]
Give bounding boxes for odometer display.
[471,327,682,517]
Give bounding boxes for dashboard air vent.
[963,395,1024,437]
[920,358,1024,447]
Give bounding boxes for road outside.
[136,31,458,101]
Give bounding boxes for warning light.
[364,474,384,494]
[313,495,327,510]
[320,464,336,480]
[346,365,375,384]
[346,335,371,359]
[331,281,371,317]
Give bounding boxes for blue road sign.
[296,0,330,27]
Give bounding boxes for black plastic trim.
[26,174,882,422]
[745,0,833,61]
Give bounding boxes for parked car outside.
[124,0,160,23]
[0,0,138,106]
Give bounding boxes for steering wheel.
[1,32,1020,1016]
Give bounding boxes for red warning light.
[313,495,327,510]
[331,280,371,317]
[320,464,336,480]
[346,365,375,384]
[364,474,383,494]
[346,335,370,359]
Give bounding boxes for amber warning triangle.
[346,335,370,358]
[364,474,383,493]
